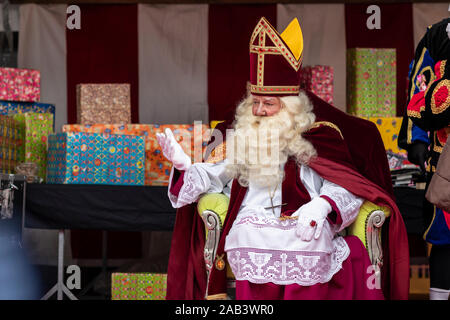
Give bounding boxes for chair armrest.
[197,193,230,299]
[197,193,230,226]
[347,201,390,268]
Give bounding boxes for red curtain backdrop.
[66,4,141,259]
[208,4,277,123]
[345,3,414,116]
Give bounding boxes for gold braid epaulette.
[308,121,344,140]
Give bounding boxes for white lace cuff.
[319,180,364,232]
[168,165,211,208]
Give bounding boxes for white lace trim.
[168,166,210,208]
[320,180,363,231]
[227,237,349,286]
[224,208,351,286]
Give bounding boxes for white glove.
[292,197,332,241]
[156,128,192,171]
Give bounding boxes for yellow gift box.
[365,117,406,154]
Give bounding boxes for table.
[24,184,176,300]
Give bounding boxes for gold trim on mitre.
[250,17,304,72]
[250,84,300,95]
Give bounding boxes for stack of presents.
[346,48,421,188]
[0,67,54,178]
[300,49,421,188]
[0,67,212,300]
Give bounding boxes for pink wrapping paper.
[299,66,334,104]
[0,68,40,102]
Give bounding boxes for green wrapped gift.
[111,273,167,300]
[0,114,24,174]
[347,48,396,117]
[13,113,54,180]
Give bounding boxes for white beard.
[226,106,316,188]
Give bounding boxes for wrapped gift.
[77,84,131,125]
[0,101,56,130]
[299,65,334,104]
[347,48,396,117]
[0,115,23,174]
[13,113,53,180]
[148,124,210,185]
[62,123,211,186]
[47,132,145,185]
[0,67,40,102]
[111,273,167,300]
[365,117,405,154]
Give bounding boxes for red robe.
[166,91,409,300]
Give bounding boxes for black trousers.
[424,173,450,290]
[430,244,450,290]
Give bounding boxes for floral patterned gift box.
[299,65,334,104]
[13,113,53,180]
[0,67,40,102]
[62,123,210,186]
[47,132,145,186]
[148,124,210,186]
[0,101,56,131]
[347,48,397,117]
[0,115,23,173]
[111,273,167,300]
[77,84,131,125]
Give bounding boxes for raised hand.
[156,128,192,171]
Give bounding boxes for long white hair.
[226,91,317,188]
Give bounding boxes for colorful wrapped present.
[365,117,405,154]
[111,273,167,300]
[0,67,40,102]
[299,65,334,104]
[0,115,24,174]
[47,132,145,185]
[148,124,210,185]
[62,123,211,186]
[77,84,131,125]
[13,113,54,180]
[0,101,56,130]
[347,48,396,117]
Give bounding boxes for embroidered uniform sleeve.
[168,160,233,208]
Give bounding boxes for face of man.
[252,95,282,117]
[226,93,317,187]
